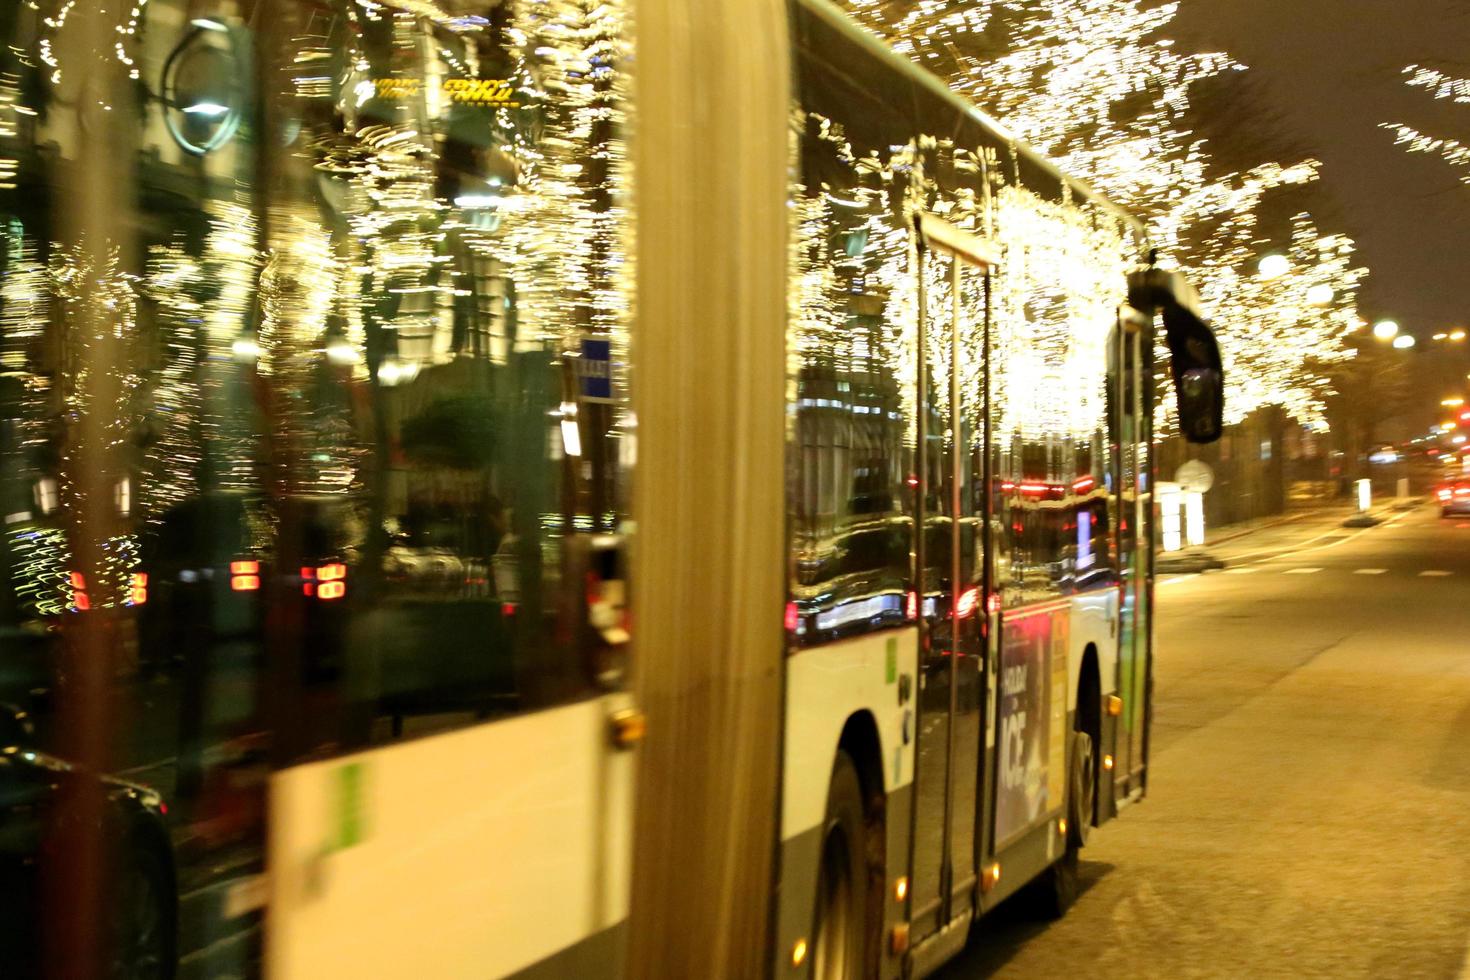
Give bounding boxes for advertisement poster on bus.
[995,604,1070,845]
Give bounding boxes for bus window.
[787,114,914,646]
[3,0,634,973]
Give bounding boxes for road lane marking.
[1223,567,1259,574]
[1420,570,1453,577]
[1230,506,1419,569]
[1353,568,1387,575]
[1283,567,1322,574]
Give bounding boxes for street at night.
[942,505,1470,978]
[7,0,1470,977]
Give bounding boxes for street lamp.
[1305,283,1334,306]
[1257,254,1290,279]
[1452,329,1467,342]
[1372,319,1400,340]
[1392,334,1415,349]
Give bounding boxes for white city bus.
[1,0,1221,977]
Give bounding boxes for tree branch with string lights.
[844,0,1367,433]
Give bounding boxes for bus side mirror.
[1159,300,1224,444]
[1127,267,1225,445]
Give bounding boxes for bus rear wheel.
[813,751,869,980]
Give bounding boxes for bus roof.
[798,0,1147,236]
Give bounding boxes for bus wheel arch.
[1075,644,1102,837]
[813,713,886,979]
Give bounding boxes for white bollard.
[1159,482,1183,552]
[1185,490,1205,548]
[1397,477,1409,500]
[1356,478,1372,513]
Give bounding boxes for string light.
[847,0,1365,431]
[1383,66,1470,182]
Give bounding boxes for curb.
[1203,508,1337,548]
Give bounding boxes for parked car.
[0,704,176,978]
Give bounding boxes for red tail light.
[130,572,147,605]
[317,580,345,600]
[68,571,89,611]
[230,560,259,575]
[784,601,800,632]
[905,590,918,620]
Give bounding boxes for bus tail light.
[130,573,148,605]
[905,590,918,620]
[1439,488,1451,500]
[784,601,800,632]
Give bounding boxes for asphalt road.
[940,504,1470,979]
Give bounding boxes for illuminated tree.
[843,0,1366,429]
[1382,64,1470,183]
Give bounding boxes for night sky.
[1173,0,1470,343]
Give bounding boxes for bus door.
[908,215,996,944]
[1112,317,1153,801]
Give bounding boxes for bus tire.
[1026,728,1092,919]
[812,751,869,980]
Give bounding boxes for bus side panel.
[777,629,917,980]
[266,694,635,979]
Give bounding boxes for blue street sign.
[579,338,613,403]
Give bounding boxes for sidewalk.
[1155,498,1419,574]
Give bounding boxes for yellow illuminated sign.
[374,77,520,107]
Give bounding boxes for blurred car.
[1437,480,1470,517]
[0,704,176,977]
[137,491,358,677]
